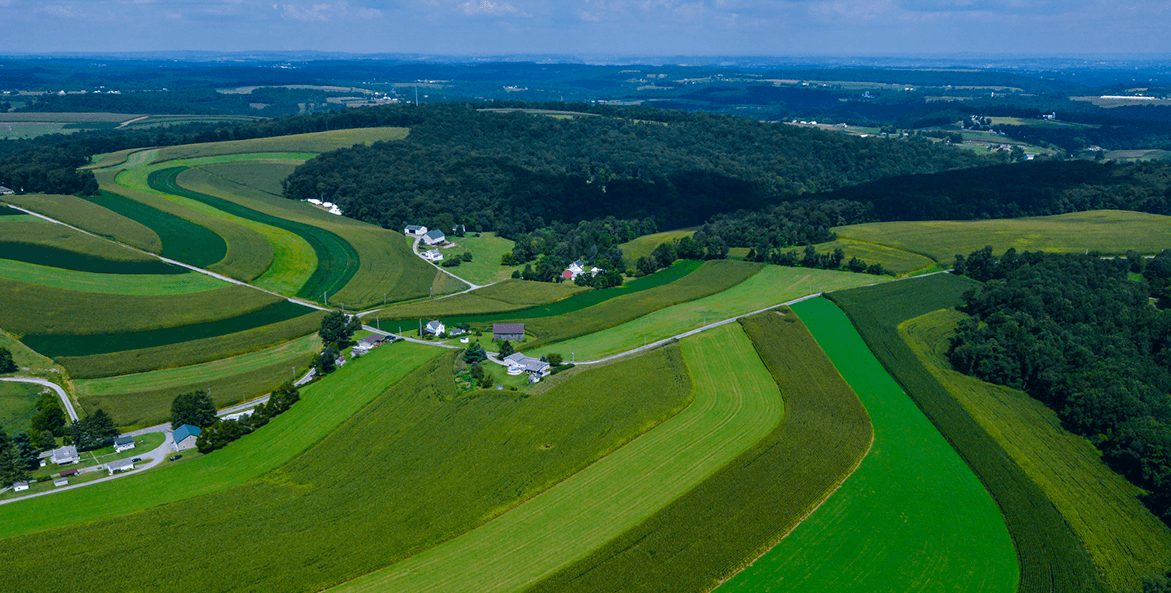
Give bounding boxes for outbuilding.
[12,481,29,492]
[493,323,525,342]
[53,478,69,487]
[172,424,201,452]
[423,229,446,246]
[106,458,135,475]
[59,468,79,478]
[404,224,428,236]
[0,186,14,195]
[113,436,135,453]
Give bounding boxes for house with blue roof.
[172,424,201,452]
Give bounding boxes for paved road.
[411,235,481,291]
[362,325,460,349]
[0,376,78,422]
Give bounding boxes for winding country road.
[0,377,78,422]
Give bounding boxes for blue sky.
[0,0,1166,56]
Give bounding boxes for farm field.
[0,221,178,273]
[827,274,1106,593]
[545,265,889,360]
[529,309,873,593]
[618,229,696,264]
[717,296,1017,593]
[901,308,1171,591]
[0,258,222,296]
[0,329,61,379]
[435,232,522,285]
[811,238,938,275]
[75,333,321,427]
[0,381,44,435]
[836,210,1171,265]
[152,127,409,162]
[188,159,299,196]
[2,194,162,253]
[0,343,696,592]
[0,341,446,539]
[326,323,782,593]
[370,279,586,320]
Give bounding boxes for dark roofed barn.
[493,323,525,342]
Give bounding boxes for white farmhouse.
[424,320,446,336]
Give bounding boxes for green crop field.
[2,194,162,253]
[0,329,62,379]
[618,229,696,264]
[0,341,444,539]
[0,259,222,296]
[436,232,522,285]
[326,323,782,593]
[901,308,1171,591]
[827,274,1106,593]
[546,265,889,360]
[0,222,177,273]
[86,147,145,170]
[75,333,321,427]
[151,166,358,300]
[716,296,1018,593]
[811,238,938,275]
[0,382,44,435]
[371,279,586,321]
[529,309,873,593]
[152,127,410,162]
[836,210,1171,265]
[192,159,300,196]
[0,343,696,592]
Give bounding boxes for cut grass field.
[0,341,445,539]
[827,275,1106,593]
[0,258,222,296]
[0,221,177,273]
[328,323,782,593]
[75,333,321,427]
[811,238,937,275]
[436,232,522,285]
[901,308,1171,591]
[0,342,696,593]
[152,127,410,162]
[0,381,44,435]
[545,265,889,360]
[2,194,162,253]
[371,279,587,321]
[717,296,1018,593]
[529,309,873,593]
[618,229,696,264]
[836,210,1171,265]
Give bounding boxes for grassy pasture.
[153,166,357,300]
[0,279,281,336]
[717,297,1018,593]
[827,275,1105,593]
[0,329,61,379]
[836,210,1171,265]
[545,265,889,360]
[75,333,320,427]
[811,238,937,275]
[0,382,44,435]
[58,310,324,380]
[152,127,409,162]
[173,162,439,308]
[2,194,162,253]
[901,308,1171,591]
[0,344,696,592]
[23,300,312,358]
[618,229,696,264]
[529,309,873,593]
[371,279,586,320]
[0,341,444,539]
[437,232,522,285]
[0,258,222,296]
[0,222,176,272]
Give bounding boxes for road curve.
[0,377,78,422]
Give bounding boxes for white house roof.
[51,446,78,463]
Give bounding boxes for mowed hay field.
[529,309,873,593]
[0,258,222,296]
[901,308,1171,591]
[75,333,321,427]
[546,265,889,360]
[810,238,938,275]
[0,381,45,435]
[0,221,177,273]
[0,344,695,593]
[370,279,587,320]
[828,275,1106,593]
[717,297,1018,593]
[436,232,522,285]
[836,210,1171,265]
[2,194,162,253]
[618,229,696,264]
[328,323,782,593]
[151,127,409,162]
[0,341,446,539]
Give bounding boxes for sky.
[0,0,1168,57]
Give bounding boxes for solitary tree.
[0,347,15,373]
[171,390,217,429]
[498,340,515,358]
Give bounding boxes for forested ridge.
[281,103,991,234]
[949,248,1171,523]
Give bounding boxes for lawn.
[716,297,1019,593]
[0,382,44,435]
[370,279,587,321]
[0,340,445,539]
[618,229,696,265]
[836,210,1171,265]
[827,275,1106,593]
[528,309,873,593]
[151,127,409,162]
[75,333,321,427]
[0,259,223,296]
[0,342,696,593]
[901,308,1171,591]
[810,238,937,275]
[2,194,162,254]
[545,265,890,361]
[435,232,522,285]
[326,323,782,593]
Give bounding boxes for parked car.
[132,458,142,463]
[168,455,182,461]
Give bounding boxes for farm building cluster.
[302,198,343,215]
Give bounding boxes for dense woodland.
[949,249,1171,522]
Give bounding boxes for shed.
[106,458,135,475]
[12,481,29,492]
[113,435,135,453]
[493,323,525,342]
[423,229,446,246]
[172,424,201,452]
[51,445,80,465]
[59,468,79,478]
[404,224,428,235]
[53,478,69,487]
